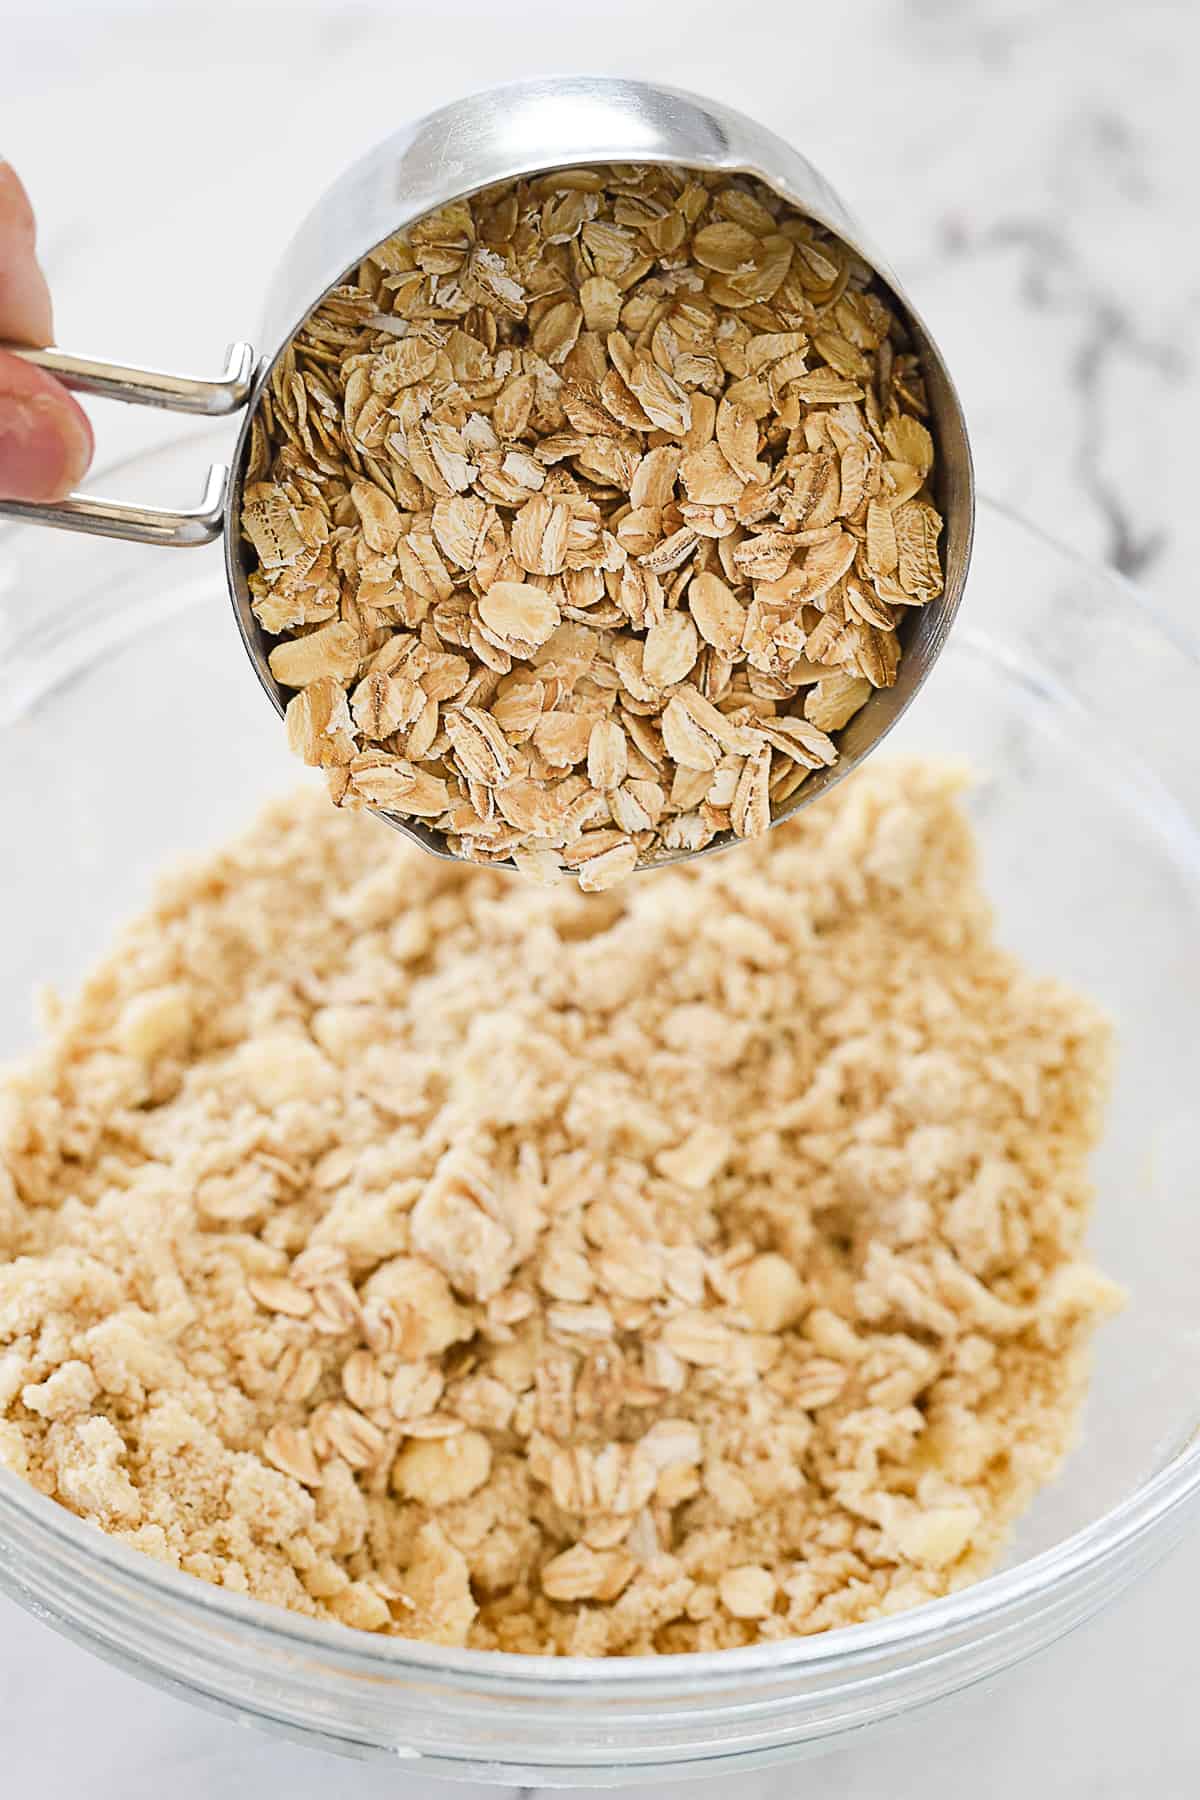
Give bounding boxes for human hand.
[0,162,92,502]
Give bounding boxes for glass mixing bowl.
[0,437,1198,1785]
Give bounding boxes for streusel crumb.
[0,761,1121,1652]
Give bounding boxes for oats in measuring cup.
[240,166,944,884]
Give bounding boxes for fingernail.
[0,390,92,502]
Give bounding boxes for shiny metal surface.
[5,78,975,866]
[0,463,229,548]
[4,343,255,414]
[234,77,975,865]
[0,343,253,545]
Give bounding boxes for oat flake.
[242,165,946,883]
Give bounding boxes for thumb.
[0,348,93,502]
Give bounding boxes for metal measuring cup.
[0,77,975,868]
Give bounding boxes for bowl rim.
[2,1420,1200,1692]
[1,461,1199,1697]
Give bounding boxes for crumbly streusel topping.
[0,761,1119,1652]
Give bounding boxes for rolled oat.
[242,166,944,882]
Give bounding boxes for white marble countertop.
[2,0,1198,1793]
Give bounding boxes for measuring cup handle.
[0,342,255,547]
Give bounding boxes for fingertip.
[0,159,38,242]
[52,386,94,494]
[0,161,54,344]
[0,368,93,503]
